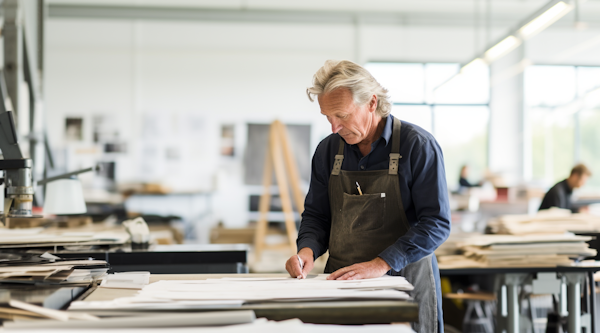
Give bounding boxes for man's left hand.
[327,257,391,280]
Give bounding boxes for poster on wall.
[65,118,83,141]
[94,114,127,153]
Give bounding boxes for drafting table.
[440,265,600,333]
[75,274,419,325]
[53,244,250,274]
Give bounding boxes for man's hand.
[327,257,391,280]
[285,247,314,279]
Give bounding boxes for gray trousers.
[397,254,444,333]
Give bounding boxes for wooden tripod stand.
[254,120,305,258]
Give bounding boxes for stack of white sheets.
[0,228,130,248]
[70,275,413,312]
[487,208,600,235]
[0,260,108,284]
[437,233,596,268]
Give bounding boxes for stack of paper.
[0,228,129,249]
[70,275,413,311]
[487,208,600,235]
[0,253,108,285]
[437,234,596,268]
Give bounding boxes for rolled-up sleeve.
[297,143,331,260]
[379,138,451,272]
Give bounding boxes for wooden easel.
[254,120,305,259]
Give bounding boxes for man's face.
[574,174,589,188]
[318,88,376,145]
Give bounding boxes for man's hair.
[306,60,392,118]
[571,163,592,177]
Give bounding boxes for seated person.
[539,163,592,211]
[458,165,480,192]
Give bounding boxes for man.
[539,163,592,211]
[285,60,451,333]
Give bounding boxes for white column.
[488,44,525,186]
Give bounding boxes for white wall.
[46,18,486,229]
[45,18,600,229]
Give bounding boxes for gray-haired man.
[285,60,451,332]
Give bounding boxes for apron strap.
[331,137,345,176]
[389,117,403,175]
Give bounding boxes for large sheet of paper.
[70,275,412,311]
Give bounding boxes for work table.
[76,273,419,325]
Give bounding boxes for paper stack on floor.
[70,274,413,312]
[437,233,596,268]
[487,208,600,235]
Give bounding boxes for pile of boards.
[437,233,596,268]
[487,208,600,235]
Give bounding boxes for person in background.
[539,163,592,212]
[458,165,480,192]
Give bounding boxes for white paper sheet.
[71,275,412,312]
[3,318,415,333]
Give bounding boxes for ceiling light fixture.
[434,0,574,94]
[519,1,572,39]
[484,36,522,62]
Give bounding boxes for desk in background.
[76,273,418,325]
[54,244,250,274]
[441,265,600,333]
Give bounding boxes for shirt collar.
[381,114,393,146]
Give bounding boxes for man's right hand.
[285,247,314,279]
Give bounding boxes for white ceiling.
[44,0,600,33]
[44,0,600,16]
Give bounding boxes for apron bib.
[325,117,410,273]
[323,117,443,332]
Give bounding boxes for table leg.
[569,281,581,332]
[507,284,519,333]
[496,285,507,333]
[565,272,586,333]
[590,271,597,333]
[503,273,529,333]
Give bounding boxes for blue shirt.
[297,115,451,272]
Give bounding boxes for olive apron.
[325,117,442,333]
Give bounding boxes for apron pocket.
[341,192,386,232]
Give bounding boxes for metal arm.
[37,165,101,186]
